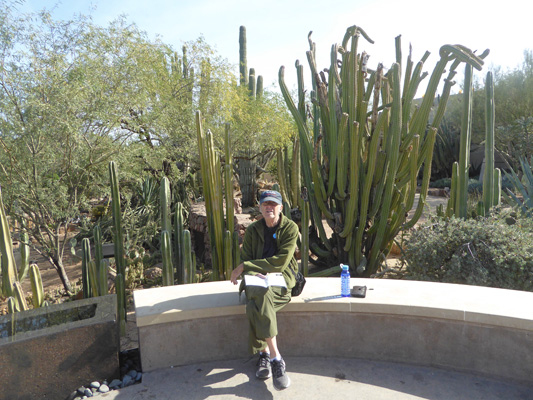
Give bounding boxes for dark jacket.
[240,213,299,291]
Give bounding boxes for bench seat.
[134,278,533,385]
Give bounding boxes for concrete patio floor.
[99,356,533,400]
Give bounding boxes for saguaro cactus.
[279,26,488,276]
[239,26,248,87]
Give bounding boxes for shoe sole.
[256,370,272,380]
[273,375,291,391]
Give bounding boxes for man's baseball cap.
[259,190,283,205]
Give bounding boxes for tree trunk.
[48,254,73,293]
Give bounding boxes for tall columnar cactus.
[182,229,195,283]
[174,201,184,283]
[161,230,173,286]
[454,63,474,218]
[482,71,501,212]
[196,111,238,280]
[161,177,172,233]
[109,161,127,323]
[239,26,248,87]
[29,263,44,308]
[0,186,18,297]
[279,26,488,276]
[224,124,235,236]
[81,238,92,298]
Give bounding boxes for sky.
[18,0,533,93]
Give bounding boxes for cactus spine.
[279,26,487,276]
[0,186,18,297]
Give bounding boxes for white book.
[244,273,287,288]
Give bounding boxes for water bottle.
[340,264,350,297]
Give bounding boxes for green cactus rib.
[88,261,99,297]
[336,113,350,199]
[7,296,17,313]
[483,71,496,212]
[0,186,18,297]
[161,230,173,286]
[29,264,44,308]
[326,44,340,197]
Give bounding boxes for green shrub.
[402,214,533,291]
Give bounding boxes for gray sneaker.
[255,352,271,379]
[271,358,290,390]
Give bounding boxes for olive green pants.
[245,285,291,355]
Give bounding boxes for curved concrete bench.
[133,278,533,385]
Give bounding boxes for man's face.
[260,200,282,220]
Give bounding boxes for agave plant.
[503,157,533,217]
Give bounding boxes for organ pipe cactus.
[482,71,501,212]
[196,111,238,280]
[0,186,18,297]
[279,25,488,276]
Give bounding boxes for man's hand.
[230,263,244,285]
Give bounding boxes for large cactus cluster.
[279,25,488,276]
[195,111,239,280]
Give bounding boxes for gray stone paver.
[99,357,533,400]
